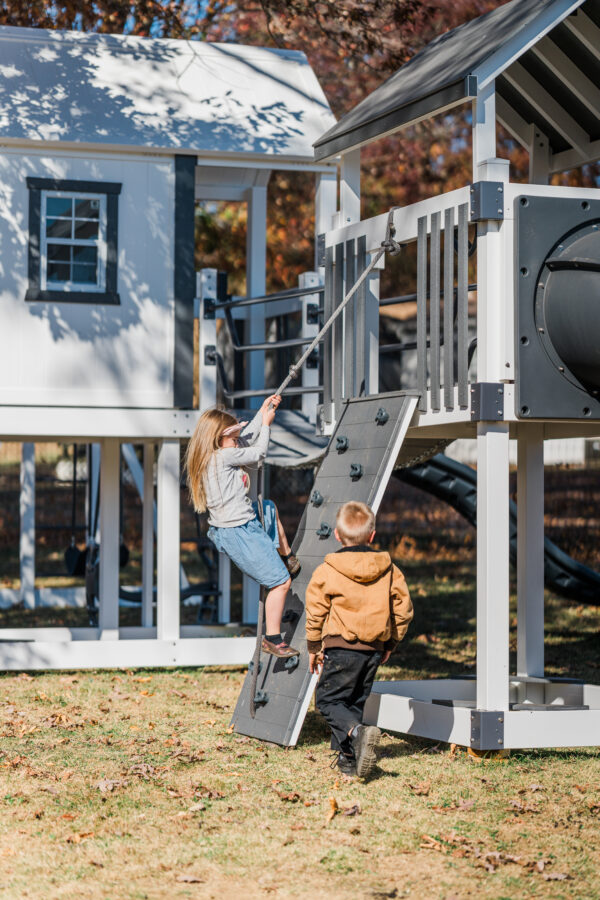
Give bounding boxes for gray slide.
[396,454,600,603]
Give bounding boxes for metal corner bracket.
[470,382,504,421]
[470,181,504,222]
[470,710,504,750]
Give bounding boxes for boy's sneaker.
[351,725,381,778]
[261,637,299,658]
[280,552,301,579]
[335,752,357,776]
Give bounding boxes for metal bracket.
[306,349,319,370]
[316,233,326,267]
[470,710,504,750]
[204,345,217,366]
[203,297,215,320]
[469,181,504,222]
[470,382,504,421]
[306,303,320,325]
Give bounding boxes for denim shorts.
[207,500,289,590]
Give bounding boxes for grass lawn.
[1,556,599,900]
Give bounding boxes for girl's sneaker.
[261,637,299,658]
[279,552,301,579]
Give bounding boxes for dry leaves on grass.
[507,798,539,815]
[325,797,361,822]
[431,798,475,813]
[96,778,127,794]
[272,785,302,802]
[176,873,204,883]
[420,831,571,879]
[65,832,94,844]
[408,781,430,796]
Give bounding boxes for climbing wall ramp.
[230,391,419,746]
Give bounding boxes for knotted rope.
[248,207,401,718]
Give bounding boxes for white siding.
[0,149,175,407]
[446,437,587,466]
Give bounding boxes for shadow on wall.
[0,33,320,155]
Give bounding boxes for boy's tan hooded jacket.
[305,547,413,653]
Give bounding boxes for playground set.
[2,0,600,753]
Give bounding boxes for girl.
[186,395,300,658]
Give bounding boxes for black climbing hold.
[375,407,389,425]
[316,522,332,538]
[282,609,300,624]
[336,436,349,452]
[349,463,363,481]
[248,660,263,675]
[310,490,324,507]
[253,690,269,706]
[284,655,300,671]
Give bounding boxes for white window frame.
[40,191,108,293]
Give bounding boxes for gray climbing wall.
[230,391,419,746]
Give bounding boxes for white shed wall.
[0,149,175,408]
[446,438,587,466]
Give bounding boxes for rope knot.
[382,206,402,257]
[288,364,299,380]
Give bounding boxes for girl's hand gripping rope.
[262,394,281,426]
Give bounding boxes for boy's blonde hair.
[185,407,238,512]
[335,501,376,545]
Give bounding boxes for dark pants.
[315,647,382,753]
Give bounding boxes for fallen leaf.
[188,802,206,812]
[133,677,152,683]
[408,781,431,796]
[65,832,94,844]
[96,779,125,794]
[176,874,204,883]
[543,873,570,881]
[305,752,316,762]
[326,797,339,823]
[60,813,77,820]
[420,834,443,852]
[342,804,361,816]
[457,798,475,811]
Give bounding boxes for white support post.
[142,443,155,629]
[218,553,231,624]
[299,271,320,423]
[315,170,338,270]
[99,439,120,639]
[517,424,545,678]
[246,181,269,409]
[340,149,361,225]
[156,440,180,641]
[476,423,510,711]
[528,125,550,185]
[472,81,497,181]
[365,267,380,396]
[197,270,218,411]
[19,443,35,610]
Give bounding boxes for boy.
[306,501,413,777]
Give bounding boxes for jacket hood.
[324,549,392,584]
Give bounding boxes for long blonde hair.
[185,407,238,512]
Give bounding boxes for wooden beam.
[496,94,532,149]
[564,9,600,60]
[503,61,590,157]
[533,36,600,120]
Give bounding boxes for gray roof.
[0,26,335,160]
[315,0,600,173]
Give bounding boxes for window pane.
[47,243,71,262]
[46,197,72,218]
[74,198,100,219]
[47,263,71,283]
[74,219,99,239]
[73,264,97,284]
[72,245,97,264]
[46,218,72,238]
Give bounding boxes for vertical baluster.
[344,238,356,398]
[430,212,441,411]
[416,216,428,412]
[444,207,455,410]
[457,203,469,408]
[333,242,344,415]
[355,235,367,397]
[323,245,334,423]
